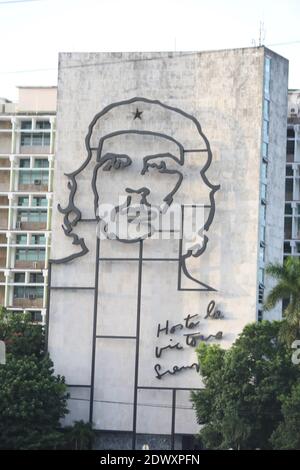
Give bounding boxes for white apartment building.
[0,87,56,322]
[284,90,300,258]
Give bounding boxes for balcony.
[0,158,10,168]
[0,195,8,206]
[0,248,7,268]
[0,208,8,229]
[0,170,10,192]
[20,131,51,155]
[17,221,47,231]
[16,208,47,231]
[17,170,49,192]
[11,297,43,308]
[14,260,45,269]
[0,287,4,306]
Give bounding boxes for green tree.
[63,420,95,450]
[270,382,300,449]
[0,354,68,449]
[192,321,300,449]
[0,308,69,449]
[264,256,300,345]
[0,307,44,358]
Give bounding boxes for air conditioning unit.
[16,221,22,229]
[289,105,299,116]
[34,179,42,185]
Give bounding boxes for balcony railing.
[11,297,43,308]
[14,260,45,269]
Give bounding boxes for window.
[287,128,295,139]
[260,225,265,244]
[258,310,263,321]
[30,273,44,283]
[18,196,29,207]
[20,134,31,146]
[259,268,265,286]
[286,165,293,177]
[19,158,30,168]
[36,120,50,130]
[13,286,25,298]
[19,170,49,186]
[31,234,46,245]
[15,248,45,261]
[287,140,295,157]
[30,311,43,322]
[16,234,27,245]
[262,142,268,160]
[13,286,43,299]
[21,120,32,130]
[285,179,293,201]
[20,132,50,147]
[264,56,271,98]
[263,119,269,142]
[261,162,268,180]
[285,203,292,215]
[14,273,25,283]
[284,242,292,254]
[34,158,49,168]
[263,99,270,121]
[261,183,267,201]
[259,245,265,263]
[17,210,47,223]
[258,285,264,304]
[284,217,292,239]
[32,196,47,207]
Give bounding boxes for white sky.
[0,0,299,101]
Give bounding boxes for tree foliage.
[192,321,300,449]
[270,382,300,449]
[0,354,68,449]
[0,307,44,358]
[0,308,69,449]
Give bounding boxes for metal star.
[133,108,143,120]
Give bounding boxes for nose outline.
[125,186,151,206]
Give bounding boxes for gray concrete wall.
[263,49,288,320]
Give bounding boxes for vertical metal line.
[171,388,177,450]
[89,237,100,424]
[177,205,184,290]
[45,261,52,352]
[132,239,143,450]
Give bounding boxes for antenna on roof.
[259,21,266,46]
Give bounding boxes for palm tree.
[264,256,300,345]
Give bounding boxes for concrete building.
[284,90,300,259]
[0,87,56,322]
[47,48,288,449]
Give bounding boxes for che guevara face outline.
[92,132,184,242]
[54,97,220,267]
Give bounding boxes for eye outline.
[99,152,132,171]
[141,152,183,206]
[141,152,182,175]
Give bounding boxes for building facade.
[0,87,56,322]
[47,48,288,449]
[284,90,300,259]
